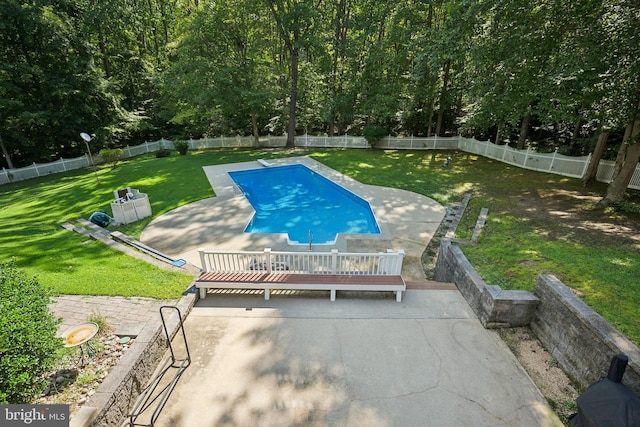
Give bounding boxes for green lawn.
[1,148,639,344]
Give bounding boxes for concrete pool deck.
[134,157,562,426]
[140,156,447,281]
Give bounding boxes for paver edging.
[70,289,198,427]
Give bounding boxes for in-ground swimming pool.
[228,164,380,244]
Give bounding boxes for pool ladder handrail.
[308,229,313,251]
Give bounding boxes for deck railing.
[198,248,405,276]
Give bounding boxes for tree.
[582,130,610,186]
[0,0,115,167]
[600,95,640,205]
[266,0,320,147]
[595,0,640,204]
[158,0,276,140]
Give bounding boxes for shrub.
[612,200,640,215]
[174,141,189,155]
[362,125,387,147]
[155,148,171,158]
[0,260,62,403]
[99,148,123,169]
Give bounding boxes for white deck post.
[265,248,272,273]
[198,248,207,272]
[397,250,406,275]
[331,249,338,274]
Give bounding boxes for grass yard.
[1,148,639,344]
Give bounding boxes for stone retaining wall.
[531,275,640,394]
[435,239,640,395]
[435,239,539,327]
[70,292,197,427]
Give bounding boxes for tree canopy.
[1,0,639,200]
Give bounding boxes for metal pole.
[84,140,99,184]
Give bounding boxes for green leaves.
[0,260,62,403]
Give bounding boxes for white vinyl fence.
[2,135,639,190]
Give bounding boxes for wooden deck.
[195,271,406,302]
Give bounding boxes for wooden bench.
[195,271,406,302]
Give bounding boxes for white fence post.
[581,152,592,178]
[523,146,530,167]
[549,148,559,172]
[60,158,67,171]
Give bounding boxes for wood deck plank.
[198,272,405,286]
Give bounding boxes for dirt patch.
[34,327,132,416]
[497,186,640,247]
[499,327,580,425]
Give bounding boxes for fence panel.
[296,134,368,148]
[262,136,287,147]
[34,158,68,176]
[524,152,555,173]
[380,136,461,150]
[547,155,589,177]
[2,134,639,190]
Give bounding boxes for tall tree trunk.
[570,116,584,151]
[252,113,259,148]
[495,122,503,145]
[147,0,160,57]
[96,23,111,78]
[328,0,343,137]
[286,48,299,148]
[600,96,640,206]
[435,60,450,136]
[0,135,14,169]
[426,97,435,137]
[517,112,531,149]
[582,130,609,186]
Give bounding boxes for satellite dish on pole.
[80,132,99,184]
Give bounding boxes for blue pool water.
[228,164,380,244]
